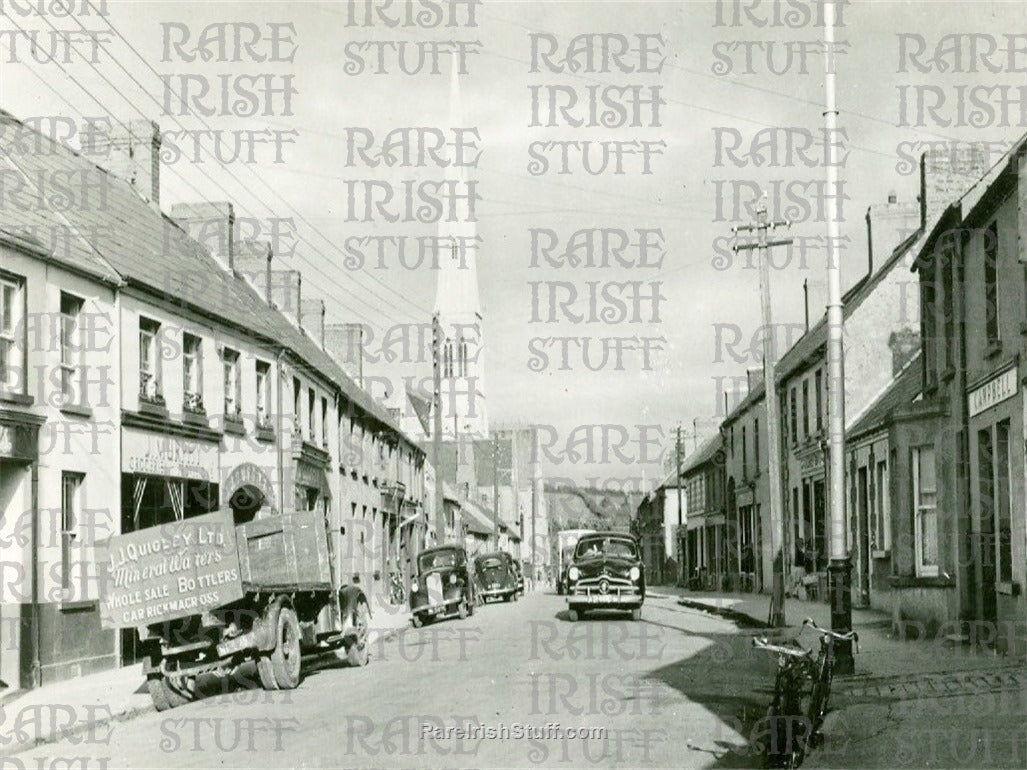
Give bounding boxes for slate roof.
[681,433,724,476]
[0,110,416,448]
[847,354,923,440]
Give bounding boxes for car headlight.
[629,567,640,582]
[568,566,579,581]
[449,573,457,584]
[411,581,419,593]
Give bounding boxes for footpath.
[652,585,1027,768]
[0,592,412,757]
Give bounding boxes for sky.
[2,0,1025,487]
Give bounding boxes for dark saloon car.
[410,545,476,627]
[474,551,519,603]
[565,532,645,621]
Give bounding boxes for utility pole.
[676,423,684,586]
[692,417,699,452]
[432,313,445,544]
[492,433,500,550]
[732,198,791,628]
[823,0,854,675]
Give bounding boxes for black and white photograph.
[1,0,1026,767]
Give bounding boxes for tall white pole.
[824,0,854,674]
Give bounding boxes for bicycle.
[752,617,859,769]
[388,570,405,605]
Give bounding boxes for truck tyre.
[346,599,370,667]
[411,613,423,628]
[458,601,468,620]
[144,655,195,711]
[269,606,302,689]
[256,655,278,690]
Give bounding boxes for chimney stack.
[803,279,810,332]
[94,119,161,206]
[300,298,326,347]
[234,239,273,304]
[325,323,368,385]
[888,328,920,375]
[866,193,918,278]
[919,144,989,230]
[270,270,302,325]
[746,367,761,395]
[171,201,235,269]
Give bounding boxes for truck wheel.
[458,601,468,620]
[144,656,195,711]
[567,608,579,622]
[630,607,642,621]
[346,599,370,667]
[256,655,278,690]
[411,613,423,628]
[269,606,302,689]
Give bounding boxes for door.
[856,466,871,607]
[977,428,997,625]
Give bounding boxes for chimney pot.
[94,119,161,207]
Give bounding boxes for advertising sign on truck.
[97,510,244,629]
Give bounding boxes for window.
[741,426,747,478]
[753,417,759,473]
[789,386,797,443]
[781,393,789,445]
[139,317,163,403]
[308,388,316,442]
[183,333,203,412]
[815,369,823,432]
[256,361,271,427]
[0,273,24,392]
[293,376,302,435]
[941,243,955,370]
[223,348,241,419]
[873,459,890,551]
[458,339,468,376]
[443,339,454,378]
[59,293,83,404]
[921,266,937,388]
[321,396,329,448]
[802,379,810,438]
[912,445,938,577]
[61,472,83,593]
[984,221,999,344]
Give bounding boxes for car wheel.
[567,608,579,622]
[458,601,469,620]
[412,613,423,628]
[630,607,641,621]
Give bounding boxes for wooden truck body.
[98,509,370,710]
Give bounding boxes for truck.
[98,509,370,711]
[555,528,595,595]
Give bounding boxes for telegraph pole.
[676,424,684,585]
[692,417,699,452]
[492,433,500,549]
[732,199,791,628]
[432,313,445,544]
[823,0,854,675]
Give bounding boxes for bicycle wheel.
[806,652,834,751]
[760,662,806,769]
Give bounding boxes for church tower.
[435,58,488,440]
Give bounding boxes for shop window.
[984,221,999,345]
[183,333,203,413]
[996,420,1012,584]
[255,360,271,428]
[0,272,25,393]
[222,348,241,419]
[59,293,83,405]
[913,445,939,577]
[61,472,83,593]
[139,317,163,404]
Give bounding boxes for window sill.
[183,410,209,427]
[0,391,33,406]
[60,600,97,613]
[889,575,955,588]
[255,426,275,443]
[871,549,890,560]
[985,340,1003,359]
[60,403,92,419]
[997,581,1021,596]
[224,418,246,437]
[139,400,168,418]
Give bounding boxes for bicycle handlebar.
[752,637,812,659]
[802,617,860,651]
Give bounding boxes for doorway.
[856,466,870,606]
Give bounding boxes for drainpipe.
[30,460,41,688]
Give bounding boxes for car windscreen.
[419,551,460,571]
[575,537,637,559]
[480,558,504,569]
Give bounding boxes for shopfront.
[119,424,219,662]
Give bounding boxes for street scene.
[2,0,1027,768]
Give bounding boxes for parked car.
[475,551,519,603]
[511,560,525,595]
[565,531,645,621]
[410,544,476,627]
